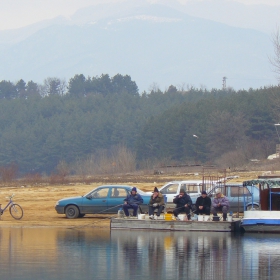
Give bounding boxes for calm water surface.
[0,227,280,280]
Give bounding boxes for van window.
[186,184,199,193]
[230,186,250,197]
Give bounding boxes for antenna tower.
[222,77,227,90]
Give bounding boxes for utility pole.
[193,135,198,164]
[222,77,227,90]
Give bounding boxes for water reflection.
[1,228,280,279]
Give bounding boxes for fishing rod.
[68,200,200,230]
[67,204,123,230]
[67,202,145,230]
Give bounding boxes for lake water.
[1,227,280,280]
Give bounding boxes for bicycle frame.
[0,198,14,214]
[0,194,23,220]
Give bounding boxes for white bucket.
[191,214,198,221]
[227,216,233,222]
[117,210,124,218]
[178,214,186,221]
[204,215,210,221]
[138,214,146,220]
[197,215,204,222]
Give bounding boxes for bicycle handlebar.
[5,193,15,200]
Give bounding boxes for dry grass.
[0,169,276,228]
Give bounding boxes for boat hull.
[241,210,280,232]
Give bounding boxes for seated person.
[195,191,211,215]
[173,189,192,220]
[211,188,230,221]
[122,187,143,218]
[148,187,165,220]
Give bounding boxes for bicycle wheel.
[9,203,24,220]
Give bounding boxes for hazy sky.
[0,0,280,30]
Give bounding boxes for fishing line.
[67,204,123,230]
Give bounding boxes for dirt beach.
[0,170,268,228]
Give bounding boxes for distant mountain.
[0,1,277,92]
[163,0,280,34]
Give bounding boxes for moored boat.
[241,178,280,232]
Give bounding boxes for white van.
[149,180,213,208]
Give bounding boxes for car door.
[81,187,110,214]
[159,183,180,204]
[241,186,253,210]
[246,186,259,209]
[107,187,129,213]
[227,186,249,212]
[226,186,238,212]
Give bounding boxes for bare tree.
[56,160,70,177]
[215,149,247,170]
[270,28,280,82]
[73,146,136,176]
[41,77,67,96]
[268,29,280,120]
[206,111,249,158]
[0,163,18,182]
[148,82,161,93]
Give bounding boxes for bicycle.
[0,194,23,220]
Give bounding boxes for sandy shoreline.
[0,183,114,228]
[0,171,264,228]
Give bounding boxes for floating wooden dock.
[110,218,241,232]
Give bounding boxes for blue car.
[55,185,150,219]
[208,184,260,212]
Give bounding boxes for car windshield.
[160,183,179,194]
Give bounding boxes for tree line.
[0,73,279,176]
[0,73,139,99]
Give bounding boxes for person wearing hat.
[123,187,143,218]
[195,191,211,215]
[173,189,193,220]
[148,187,165,220]
[211,188,230,221]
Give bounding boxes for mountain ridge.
[0,1,277,91]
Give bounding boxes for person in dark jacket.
[123,187,143,218]
[148,187,165,220]
[195,191,211,215]
[173,189,192,220]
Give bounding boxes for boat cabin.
[243,179,280,211]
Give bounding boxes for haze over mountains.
[0,0,279,92]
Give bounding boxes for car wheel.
[65,205,80,219]
[246,204,260,211]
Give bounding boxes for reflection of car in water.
[208,184,260,212]
[55,185,150,218]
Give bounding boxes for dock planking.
[110,218,241,232]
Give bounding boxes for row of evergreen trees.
[0,73,138,99]
[0,73,279,175]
